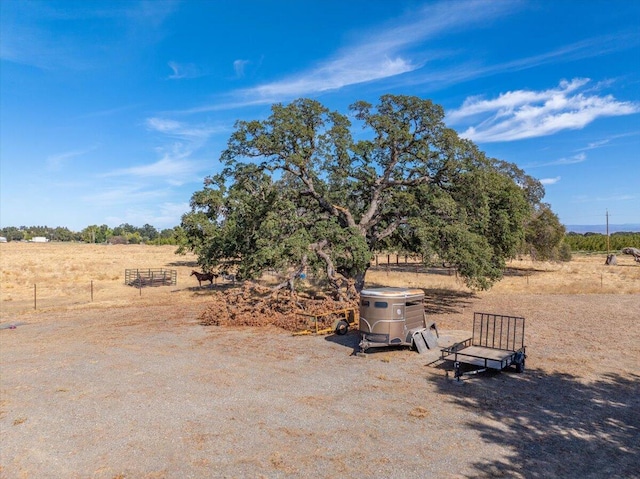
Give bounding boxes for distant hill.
[565,224,640,234]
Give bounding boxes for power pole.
[606,210,610,255]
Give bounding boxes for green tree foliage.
[565,232,640,252]
[149,227,185,245]
[524,204,569,261]
[0,226,25,241]
[80,224,112,243]
[181,95,543,294]
[139,224,159,242]
[0,224,179,244]
[0,225,80,242]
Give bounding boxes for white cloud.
[1,1,177,70]
[104,156,203,186]
[579,139,611,151]
[233,59,250,78]
[181,0,518,112]
[540,176,561,185]
[137,117,225,185]
[145,117,223,140]
[84,185,168,206]
[167,61,202,79]
[449,79,640,142]
[525,153,586,169]
[46,145,98,170]
[575,131,640,151]
[105,201,189,229]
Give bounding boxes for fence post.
[34,284,37,310]
[91,280,94,302]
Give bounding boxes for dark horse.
[190,270,217,287]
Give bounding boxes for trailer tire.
[335,320,349,335]
[514,352,525,373]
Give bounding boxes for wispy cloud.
[575,131,640,151]
[102,117,224,186]
[540,176,561,185]
[233,59,250,78]
[525,152,586,169]
[449,78,640,142]
[104,155,204,186]
[46,145,99,170]
[0,1,177,70]
[579,139,610,151]
[167,61,202,79]
[105,201,189,228]
[84,184,169,206]
[179,0,518,113]
[145,117,224,140]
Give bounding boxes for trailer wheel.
[514,352,525,373]
[335,320,349,335]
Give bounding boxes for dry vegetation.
[2,243,638,320]
[1,242,639,478]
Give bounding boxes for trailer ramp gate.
[441,312,526,380]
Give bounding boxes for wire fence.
[0,278,181,316]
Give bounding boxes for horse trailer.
[358,287,438,354]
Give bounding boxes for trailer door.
[388,303,406,343]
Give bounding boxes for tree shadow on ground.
[503,266,551,277]
[428,368,639,478]
[187,283,237,295]
[423,288,477,314]
[369,265,459,276]
[167,260,199,267]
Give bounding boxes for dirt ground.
[1,244,639,478]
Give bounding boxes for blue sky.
[1,0,639,231]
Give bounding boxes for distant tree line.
[564,232,640,253]
[0,224,185,245]
[2,223,637,255]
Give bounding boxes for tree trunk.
[353,269,367,294]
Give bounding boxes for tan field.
[1,242,638,317]
[1,242,639,478]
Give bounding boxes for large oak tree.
[180,95,544,296]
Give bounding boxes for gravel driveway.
[1,295,638,478]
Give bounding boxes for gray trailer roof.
[360,287,424,299]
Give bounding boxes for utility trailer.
[440,312,526,380]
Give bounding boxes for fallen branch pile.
[198,282,357,331]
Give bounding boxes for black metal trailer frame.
[441,312,526,380]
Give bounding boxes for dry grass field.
[1,242,639,478]
[1,243,638,317]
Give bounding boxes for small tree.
[524,204,568,261]
[181,95,544,296]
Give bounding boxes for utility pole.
[606,209,610,255]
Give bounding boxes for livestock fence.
[125,268,177,287]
